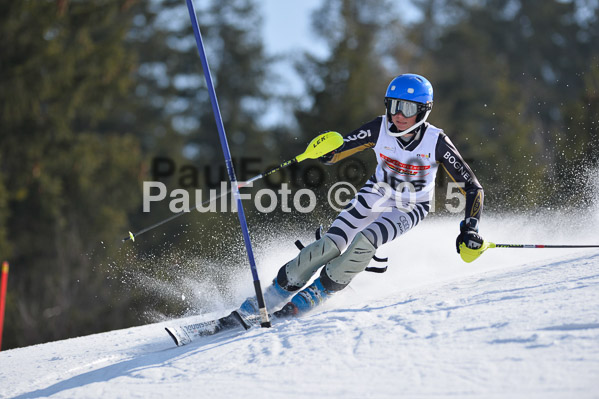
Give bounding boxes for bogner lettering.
[443,151,472,183]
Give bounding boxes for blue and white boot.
[236,278,292,327]
[236,235,341,326]
[273,277,332,319]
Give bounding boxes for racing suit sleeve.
[321,117,382,164]
[436,134,484,221]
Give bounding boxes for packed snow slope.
[1,212,599,399]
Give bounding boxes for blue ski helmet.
[384,74,434,137]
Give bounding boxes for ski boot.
[273,277,332,319]
[236,235,341,326]
[236,278,291,328]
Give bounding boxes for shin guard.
[276,235,340,292]
[321,232,376,291]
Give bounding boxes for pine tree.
[0,0,143,348]
[294,0,401,135]
[404,0,599,210]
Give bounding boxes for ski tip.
[165,327,180,346]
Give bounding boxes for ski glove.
[456,217,484,253]
[318,149,337,164]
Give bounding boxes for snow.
[1,213,599,398]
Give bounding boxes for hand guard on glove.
[317,131,343,164]
[456,217,484,254]
[318,150,337,164]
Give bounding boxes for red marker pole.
[0,261,8,351]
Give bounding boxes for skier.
[238,73,485,322]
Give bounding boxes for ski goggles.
[386,99,427,118]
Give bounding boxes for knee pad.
[321,232,376,291]
[276,235,340,291]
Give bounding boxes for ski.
[165,301,301,346]
[165,311,248,346]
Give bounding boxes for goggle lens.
[387,99,419,118]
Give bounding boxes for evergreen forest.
[1,0,598,349]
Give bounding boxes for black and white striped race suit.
[324,116,484,252]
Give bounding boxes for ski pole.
[460,241,599,263]
[490,243,599,249]
[122,131,343,243]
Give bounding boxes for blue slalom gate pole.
[185,0,270,328]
